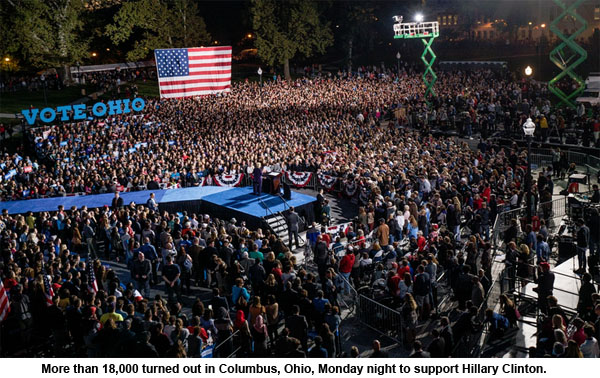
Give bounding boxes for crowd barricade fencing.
[356,294,403,343]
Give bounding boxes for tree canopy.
[3,0,89,72]
[251,0,333,80]
[106,0,211,61]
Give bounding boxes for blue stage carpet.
[0,186,315,218]
[202,186,316,218]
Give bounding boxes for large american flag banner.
[154,46,232,99]
[0,280,9,322]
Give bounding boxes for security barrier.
[356,294,403,343]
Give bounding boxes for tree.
[333,2,379,72]
[172,0,211,48]
[251,0,333,80]
[106,0,211,61]
[7,0,89,80]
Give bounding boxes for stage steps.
[265,213,290,244]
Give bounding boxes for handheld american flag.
[155,46,232,99]
[0,280,9,321]
[43,274,54,306]
[87,261,98,294]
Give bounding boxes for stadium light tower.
[393,13,439,104]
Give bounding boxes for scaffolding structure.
[393,18,439,102]
[548,0,588,108]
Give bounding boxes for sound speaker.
[283,182,291,200]
[558,237,576,259]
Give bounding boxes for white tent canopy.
[70,61,155,74]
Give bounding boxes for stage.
[492,255,587,357]
[0,186,317,230]
[201,186,317,229]
[521,255,583,312]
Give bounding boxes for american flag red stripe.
[159,84,231,95]
[0,280,9,322]
[155,46,232,99]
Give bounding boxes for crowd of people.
[0,66,154,97]
[0,66,591,202]
[0,64,599,358]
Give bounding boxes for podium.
[262,172,281,195]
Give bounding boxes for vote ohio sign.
[21,98,146,126]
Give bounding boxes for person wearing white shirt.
[395,211,405,240]
[580,326,600,358]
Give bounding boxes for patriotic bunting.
[285,171,313,187]
[344,180,358,197]
[317,173,337,190]
[326,222,352,236]
[214,173,244,187]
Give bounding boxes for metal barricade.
[212,330,240,358]
[539,196,567,221]
[567,150,589,167]
[356,294,403,342]
[495,207,526,235]
[529,153,552,168]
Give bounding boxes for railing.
[212,330,240,358]
[336,272,358,318]
[530,148,600,168]
[356,294,403,343]
[257,197,289,237]
[257,196,273,217]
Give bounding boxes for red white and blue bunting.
[285,171,313,187]
[344,180,358,197]
[326,222,352,236]
[318,173,337,190]
[214,173,244,187]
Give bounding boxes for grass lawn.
[0,85,94,114]
[98,79,160,101]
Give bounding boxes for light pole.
[40,74,47,107]
[76,62,80,84]
[523,117,536,226]
[257,67,263,99]
[396,52,401,77]
[0,57,8,112]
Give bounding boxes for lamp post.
[525,65,533,77]
[396,52,401,77]
[76,62,80,84]
[257,67,263,99]
[40,74,47,107]
[523,117,536,226]
[0,57,8,112]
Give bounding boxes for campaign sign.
[21,98,146,126]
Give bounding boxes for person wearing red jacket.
[339,249,355,294]
[417,232,427,252]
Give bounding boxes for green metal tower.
[393,16,439,103]
[548,0,588,108]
